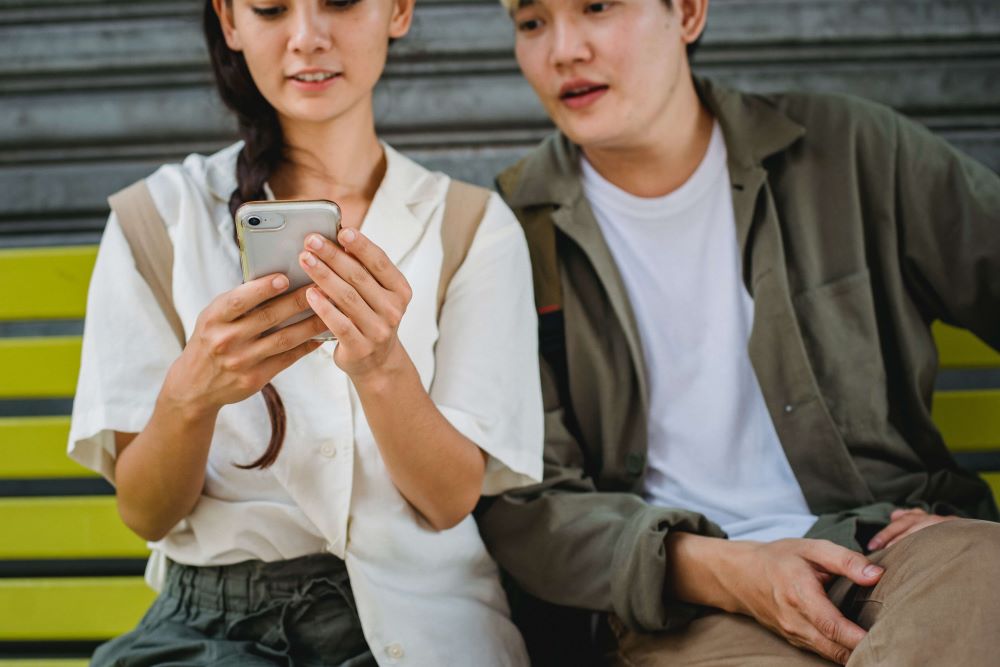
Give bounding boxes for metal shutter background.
[1,0,998,246]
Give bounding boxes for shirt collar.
[205,141,440,265]
[505,76,806,210]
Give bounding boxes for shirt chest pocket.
[792,269,891,445]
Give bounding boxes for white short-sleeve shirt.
[69,141,543,666]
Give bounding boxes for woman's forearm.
[353,344,486,531]
[113,389,219,541]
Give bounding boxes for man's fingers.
[868,514,920,551]
[799,582,866,651]
[216,274,290,321]
[803,540,883,585]
[800,630,853,666]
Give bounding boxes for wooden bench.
[0,245,998,662]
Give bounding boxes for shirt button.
[784,403,795,414]
[320,443,337,458]
[386,643,404,660]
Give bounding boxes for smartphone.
[235,199,342,341]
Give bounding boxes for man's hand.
[667,535,884,665]
[867,508,958,551]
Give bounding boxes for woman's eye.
[516,18,542,32]
[326,0,360,8]
[251,5,286,17]
[586,2,610,12]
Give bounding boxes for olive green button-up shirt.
[478,78,1000,636]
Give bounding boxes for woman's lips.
[288,73,342,92]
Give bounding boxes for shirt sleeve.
[67,211,183,483]
[430,192,544,496]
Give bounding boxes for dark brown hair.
[204,0,286,469]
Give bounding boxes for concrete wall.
[2,0,998,245]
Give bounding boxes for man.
[475,0,1000,664]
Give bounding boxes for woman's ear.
[213,0,244,51]
[388,0,416,40]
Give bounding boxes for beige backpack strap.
[436,180,492,317]
[107,180,186,348]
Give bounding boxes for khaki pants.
[611,519,1000,667]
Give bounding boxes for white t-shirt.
[69,141,543,666]
[581,123,817,542]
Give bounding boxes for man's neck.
[581,78,715,198]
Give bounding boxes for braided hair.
[204,0,287,469]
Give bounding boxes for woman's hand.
[300,229,412,381]
[161,273,326,415]
[867,508,958,552]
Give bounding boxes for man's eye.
[251,5,286,17]
[326,0,360,8]
[586,2,610,12]
[517,18,542,31]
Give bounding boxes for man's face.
[512,0,694,150]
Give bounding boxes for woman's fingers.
[306,287,365,348]
[246,312,328,361]
[336,228,411,298]
[300,251,384,337]
[303,234,404,322]
[213,273,290,322]
[238,285,315,337]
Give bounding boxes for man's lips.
[558,80,609,101]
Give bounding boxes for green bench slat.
[0,496,148,559]
[932,390,1000,452]
[0,247,96,321]
[932,322,1000,370]
[0,416,97,478]
[0,337,82,398]
[0,577,153,640]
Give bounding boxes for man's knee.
[880,518,1000,578]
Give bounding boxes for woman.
[68,0,542,664]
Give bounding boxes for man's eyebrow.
[517,0,536,8]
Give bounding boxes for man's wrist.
[666,532,751,613]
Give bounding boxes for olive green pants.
[611,519,1000,666]
[91,553,374,667]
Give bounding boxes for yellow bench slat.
[0,497,148,559]
[0,416,97,478]
[0,661,89,667]
[933,322,1000,370]
[0,337,81,398]
[0,247,96,321]
[0,577,153,640]
[932,390,1000,452]
[984,473,1000,508]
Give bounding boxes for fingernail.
[272,275,288,290]
[340,228,356,243]
[308,235,323,250]
[867,539,881,551]
[864,565,883,577]
[302,252,317,267]
[306,287,320,303]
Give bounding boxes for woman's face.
[215,0,414,127]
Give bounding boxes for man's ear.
[213,0,244,51]
[676,0,708,47]
[388,0,416,39]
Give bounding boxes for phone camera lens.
[247,216,261,227]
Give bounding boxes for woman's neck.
[269,103,386,229]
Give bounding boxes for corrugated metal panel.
[1,0,998,245]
